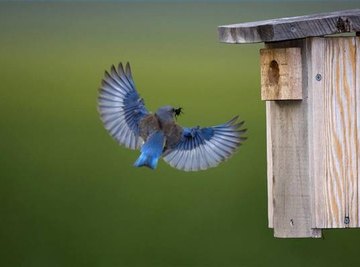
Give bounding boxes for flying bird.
[98,62,246,171]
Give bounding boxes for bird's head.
[156,105,183,122]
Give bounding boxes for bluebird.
[98,62,246,171]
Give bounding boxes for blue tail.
[134,131,165,169]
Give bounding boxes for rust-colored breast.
[162,122,183,148]
[139,114,160,141]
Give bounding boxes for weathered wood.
[307,38,326,229]
[219,9,360,44]
[265,40,321,238]
[310,37,359,228]
[269,100,318,237]
[266,102,273,228]
[266,37,360,235]
[260,47,302,100]
[357,37,360,227]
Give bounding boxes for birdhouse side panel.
[309,37,359,228]
[357,37,360,228]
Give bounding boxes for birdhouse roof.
[218,9,360,44]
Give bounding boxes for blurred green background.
[1,1,360,266]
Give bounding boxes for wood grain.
[357,36,360,227]
[307,38,326,228]
[260,48,302,100]
[266,102,273,228]
[310,37,359,228]
[269,100,316,237]
[265,40,321,238]
[266,37,360,234]
[219,9,360,44]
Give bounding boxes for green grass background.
[1,1,360,266]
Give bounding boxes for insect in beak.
[173,107,183,119]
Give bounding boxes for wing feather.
[98,62,149,150]
[163,117,246,171]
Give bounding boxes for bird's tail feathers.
[134,131,165,169]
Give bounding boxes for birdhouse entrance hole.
[218,9,360,238]
[268,60,279,85]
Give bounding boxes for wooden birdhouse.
[218,9,360,238]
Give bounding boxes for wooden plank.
[269,100,311,237]
[269,100,320,237]
[310,37,358,228]
[260,47,302,100]
[343,38,359,228]
[356,36,360,227]
[265,40,321,238]
[307,38,326,228]
[219,9,360,44]
[266,102,273,228]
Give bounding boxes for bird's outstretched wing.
[98,62,149,150]
[163,117,246,171]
